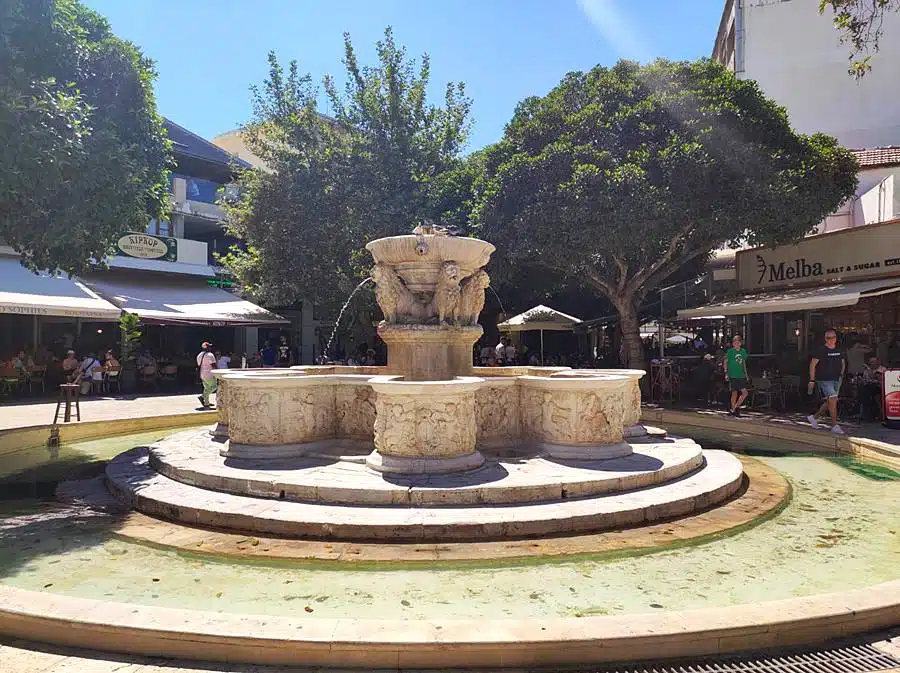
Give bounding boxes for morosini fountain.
[108,226,742,540]
[0,227,898,670]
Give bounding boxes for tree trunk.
[615,296,647,372]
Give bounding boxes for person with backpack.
[196,341,217,409]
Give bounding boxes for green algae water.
[0,427,208,488]
[0,426,898,619]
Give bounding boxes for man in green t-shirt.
[724,334,750,416]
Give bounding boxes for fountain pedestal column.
[378,324,482,382]
[366,376,485,474]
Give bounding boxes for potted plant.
[118,312,142,393]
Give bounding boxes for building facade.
[671,2,900,366]
[712,0,900,233]
[0,119,285,363]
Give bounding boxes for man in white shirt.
[196,342,217,408]
[495,338,507,365]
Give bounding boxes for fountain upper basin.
[366,234,495,293]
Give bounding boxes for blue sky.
[83,0,725,151]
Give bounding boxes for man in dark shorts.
[807,328,846,434]
[277,335,292,368]
[724,334,749,416]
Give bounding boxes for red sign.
[882,369,900,426]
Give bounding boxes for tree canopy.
[820,0,900,78]
[223,28,472,314]
[475,58,859,369]
[0,0,171,274]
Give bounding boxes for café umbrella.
[497,305,582,363]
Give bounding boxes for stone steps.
[105,448,744,541]
[147,429,703,506]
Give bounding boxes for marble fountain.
[106,229,745,541]
[3,228,900,670]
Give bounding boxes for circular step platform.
[105,430,744,542]
[148,428,701,506]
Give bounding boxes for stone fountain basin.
[217,368,641,467]
[366,234,495,293]
[551,368,646,429]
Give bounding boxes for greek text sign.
[736,221,900,291]
[116,233,177,261]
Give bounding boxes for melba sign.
[737,221,900,291]
[117,233,177,262]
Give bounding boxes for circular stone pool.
[0,430,898,621]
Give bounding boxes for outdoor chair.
[159,364,178,387]
[838,379,862,425]
[0,367,23,396]
[27,365,46,395]
[140,365,158,390]
[104,367,121,394]
[750,377,783,411]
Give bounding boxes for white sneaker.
[831,424,845,435]
[807,414,819,429]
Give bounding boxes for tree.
[820,0,900,78]
[475,59,858,370]
[0,0,171,275]
[223,28,472,315]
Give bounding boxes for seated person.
[62,350,79,382]
[104,350,120,370]
[860,356,886,421]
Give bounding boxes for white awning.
[83,273,287,326]
[677,279,900,319]
[0,257,121,320]
[498,304,582,332]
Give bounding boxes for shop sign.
[0,305,113,319]
[116,233,177,261]
[736,221,900,291]
[883,369,900,427]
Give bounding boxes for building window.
[146,218,171,237]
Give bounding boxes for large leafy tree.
[224,28,472,314]
[820,0,900,78]
[0,0,171,274]
[475,59,858,370]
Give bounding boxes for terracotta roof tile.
[852,146,900,168]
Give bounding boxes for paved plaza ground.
[649,403,900,445]
[0,393,210,430]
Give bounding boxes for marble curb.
[518,374,630,390]
[541,440,633,461]
[368,375,483,395]
[0,411,216,458]
[0,579,898,668]
[645,408,900,469]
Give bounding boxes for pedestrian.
[807,328,846,434]
[196,341,217,409]
[260,341,276,368]
[724,335,749,417]
[277,336,292,368]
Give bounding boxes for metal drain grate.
[595,644,900,673]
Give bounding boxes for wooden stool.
[53,383,81,423]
